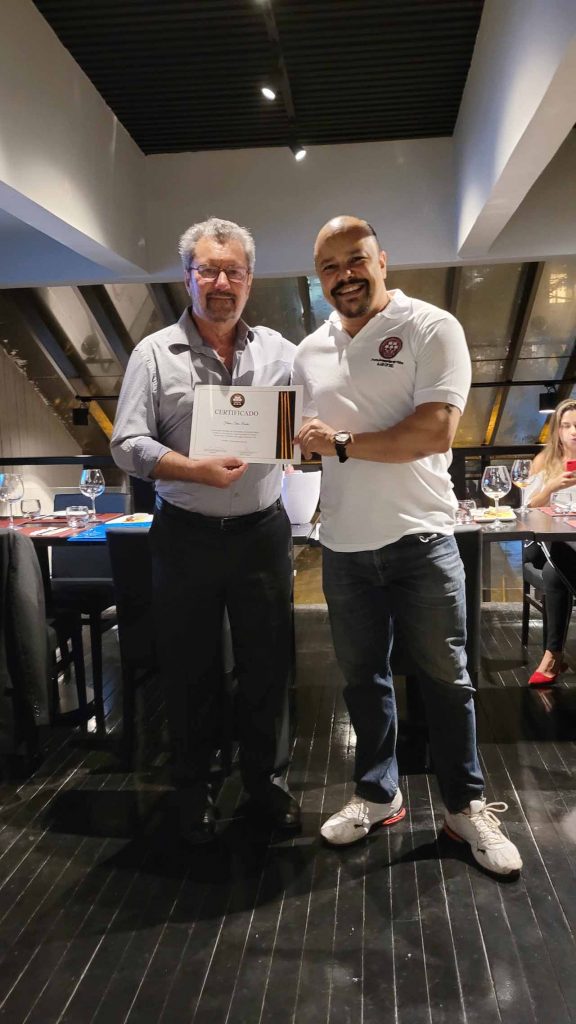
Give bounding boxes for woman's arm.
[526,453,576,507]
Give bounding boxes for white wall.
[146,138,456,278]
[454,0,576,254]
[0,0,574,285]
[492,131,576,259]
[0,0,146,275]
[0,347,81,510]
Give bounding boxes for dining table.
[0,513,127,599]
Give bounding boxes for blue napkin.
[66,521,151,543]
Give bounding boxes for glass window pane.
[494,384,547,445]
[308,276,332,327]
[104,284,164,345]
[244,279,307,343]
[455,264,524,365]
[37,287,124,395]
[387,268,448,308]
[513,257,576,382]
[456,388,498,445]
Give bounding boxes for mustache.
[331,278,368,298]
[207,291,236,301]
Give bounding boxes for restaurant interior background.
[1,0,575,604]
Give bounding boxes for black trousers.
[525,540,576,651]
[149,500,293,790]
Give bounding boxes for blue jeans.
[322,533,484,813]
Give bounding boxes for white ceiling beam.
[455,0,576,257]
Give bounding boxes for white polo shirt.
[292,289,471,551]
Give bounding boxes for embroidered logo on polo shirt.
[378,337,403,360]
[372,336,404,368]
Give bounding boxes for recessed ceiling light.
[261,85,276,101]
[290,142,307,161]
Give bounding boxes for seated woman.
[524,398,576,685]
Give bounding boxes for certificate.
[189,385,303,464]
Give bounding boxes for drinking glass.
[481,465,512,529]
[21,498,42,520]
[65,505,91,530]
[79,469,105,519]
[511,458,532,515]
[0,474,24,529]
[455,499,476,524]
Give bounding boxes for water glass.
[21,498,42,520]
[455,500,476,524]
[65,505,91,530]
[550,491,572,514]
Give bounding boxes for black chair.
[0,529,49,773]
[522,543,548,647]
[50,491,129,734]
[522,539,576,649]
[106,528,157,766]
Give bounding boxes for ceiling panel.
[33,0,485,154]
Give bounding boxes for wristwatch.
[333,431,353,463]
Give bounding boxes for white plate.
[107,513,154,525]
[472,511,516,523]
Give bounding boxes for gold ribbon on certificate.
[189,385,303,465]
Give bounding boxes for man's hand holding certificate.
[189,385,303,465]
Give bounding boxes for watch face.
[334,432,351,444]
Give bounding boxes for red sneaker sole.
[377,806,407,829]
[442,822,465,843]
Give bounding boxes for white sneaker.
[443,799,522,875]
[320,790,405,846]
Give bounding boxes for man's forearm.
[297,403,460,463]
[152,450,249,489]
[347,410,456,463]
[152,450,204,482]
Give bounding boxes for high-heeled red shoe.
[528,662,568,686]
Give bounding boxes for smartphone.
[566,460,576,472]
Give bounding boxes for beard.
[330,278,371,318]
[203,292,237,322]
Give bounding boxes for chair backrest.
[0,529,49,751]
[391,526,483,685]
[52,492,129,580]
[522,539,546,589]
[106,530,155,672]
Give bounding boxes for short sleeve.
[413,316,471,413]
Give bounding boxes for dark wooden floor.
[1,606,576,1024]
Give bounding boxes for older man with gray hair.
[111,217,299,844]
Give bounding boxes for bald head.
[314,216,379,261]
[314,215,389,335]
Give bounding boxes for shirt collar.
[172,308,253,352]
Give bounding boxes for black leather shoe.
[247,782,301,833]
[178,787,217,846]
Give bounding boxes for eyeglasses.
[189,264,249,283]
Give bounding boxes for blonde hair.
[541,398,576,480]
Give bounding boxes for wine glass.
[79,469,105,519]
[0,474,24,529]
[511,459,532,516]
[481,465,512,528]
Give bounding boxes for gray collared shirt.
[111,309,296,516]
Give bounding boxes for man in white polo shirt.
[293,215,522,876]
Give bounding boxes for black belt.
[155,496,282,530]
